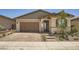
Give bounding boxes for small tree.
[57,10,69,40]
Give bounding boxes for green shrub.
[0,25,6,31]
[58,32,69,41]
[69,26,78,37]
[3,34,5,37]
[41,35,46,42]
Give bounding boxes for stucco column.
[39,19,44,32]
[49,18,57,34]
[39,21,41,32]
[67,18,71,32]
[16,21,20,32]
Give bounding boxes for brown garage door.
[20,22,39,32]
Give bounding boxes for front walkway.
[0,42,79,50]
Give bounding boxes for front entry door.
[43,20,49,32]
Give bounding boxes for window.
[56,18,67,28]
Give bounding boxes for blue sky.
[0,9,79,18]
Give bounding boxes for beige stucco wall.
[39,17,57,33]
[49,18,57,33]
[66,18,71,32]
[0,17,15,30]
[16,19,39,22]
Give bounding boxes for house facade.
[16,10,72,33]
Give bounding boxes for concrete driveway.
[0,33,42,41]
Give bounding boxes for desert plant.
[2,33,5,37]
[41,35,46,42]
[57,10,69,40]
[57,11,78,40]
[70,25,78,36]
[0,25,6,31]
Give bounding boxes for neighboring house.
[16,10,74,33]
[71,17,79,31]
[0,15,15,30]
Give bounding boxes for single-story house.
[71,17,79,31]
[0,10,78,33]
[0,15,15,30]
[15,10,74,33]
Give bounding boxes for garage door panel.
[20,22,39,32]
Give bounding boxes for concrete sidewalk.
[0,42,79,50]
